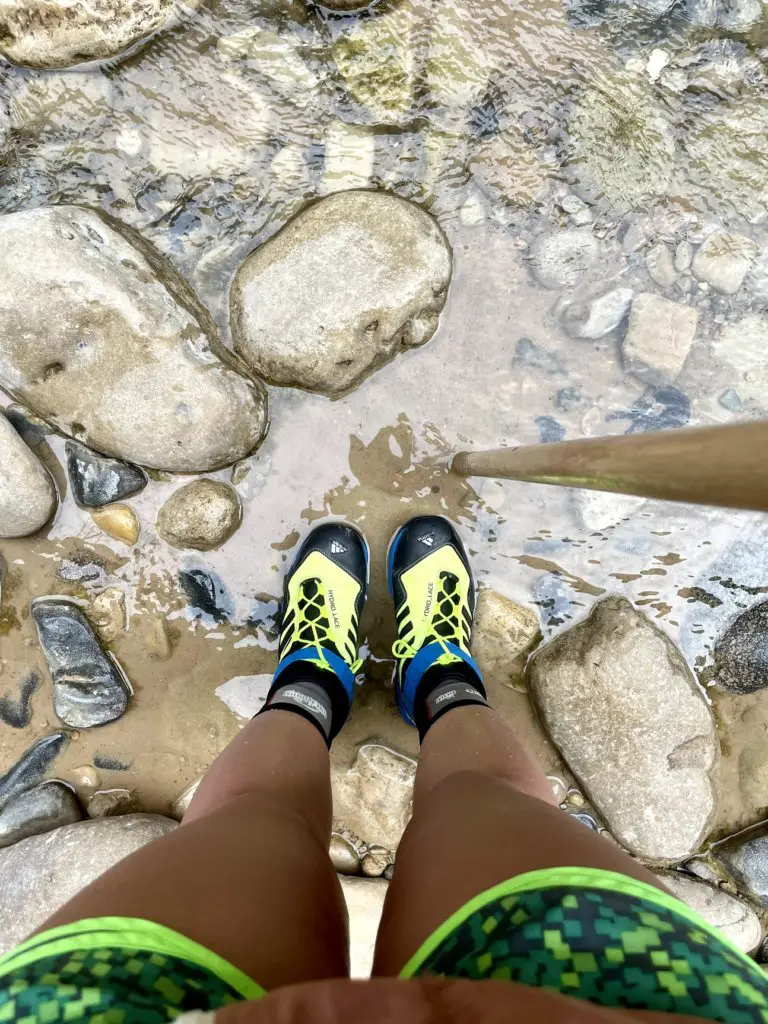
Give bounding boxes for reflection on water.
[1,0,768,834]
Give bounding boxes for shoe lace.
[291,578,363,675]
[392,572,466,666]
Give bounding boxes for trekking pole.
[452,421,768,512]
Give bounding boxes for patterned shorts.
[1,868,767,1022]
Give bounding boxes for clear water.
[1,0,768,838]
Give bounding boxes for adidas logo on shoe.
[331,540,347,554]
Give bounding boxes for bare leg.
[39,711,348,990]
[373,705,666,975]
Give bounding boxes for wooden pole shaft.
[452,421,768,512]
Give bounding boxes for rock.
[0,733,68,808]
[561,287,633,340]
[718,0,763,30]
[0,781,82,848]
[473,589,541,689]
[623,293,698,386]
[556,387,585,412]
[571,811,600,831]
[713,822,768,907]
[528,596,718,864]
[577,491,645,531]
[339,876,388,979]
[514,338,564,375]
[333,743,416,851]
[157,480,242,551]
[529,230,599,291]
[231,191,451,398]
[0,814,178,955]
[331,4,418,125]
[645,243,678,290]
[216,28,319,100]
[0,0,199,68]
[330,833,361,875]
[72,764,100,789]
[362,846,389,877]
[215,674,272,719]
[89,587,127,644]
[713,314,768,406]
[134,613,173,660]
[91,504,140,546]
[565,75,675,211]
[0,672,42,730]
[470,129,547,208]
[711,601,768,694]
[5,404,53,448]
[683,99,768,223]
[548,775,568,804]
[658,872,762,954]
[32,599,131,728]
[692,231,758,295]
[0,207,267,472]
[321,121,375,194]
[0,413,57,538]
[607,385,691,433]
[87,788,136,817]
[65,441,147,508]
[719,388,744,412]
[535,415,566,443]
[178,568,232,624]
[171,777,201,820]
[675,240,694,274]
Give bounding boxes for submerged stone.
[472,589,541,687]
[32,599,131,728]
[623,293,698,386]
[0,414,57,539]
[607,386,691,434]
[0,733,68,808]
[157,480,242,551]
[0,673,42,730]
[535,415,566,443]
[713,314,768,406]
[0,0,201,68]
[712,601,768,694]
[65,441,147,508]
[0,781,82,849]
[178,568,232,623]
[692,231,757,295]
[231,191,451,398]
[565,74,675,211]
[470,129,548,208]
[529,229,600,291]
[561,287,633,340]
[514,338,564,375]
[0,206,267,472]
[333,743,416,851]
[528,596,718,864]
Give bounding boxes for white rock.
[215,674,272,719]
[646,49,670,81]
[658,872,762,954]
[692,231,758,295]
[562,287,633,340]
[0,414,57,538]
[0,814,177,955]
[529,596,718,864]
[577,490,645,531]
[321,121,375,194]
[472,588,540,686]
[339,876,388,978]
[623,292,699,385]
[333,743,416,851]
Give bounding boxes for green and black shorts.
[1,868,767,1022]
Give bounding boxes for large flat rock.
[528,596,718,865]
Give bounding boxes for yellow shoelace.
[292,579,363,675]
[392,574,466,667]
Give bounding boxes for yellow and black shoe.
[262,522,369,744]
[387,515,488,736]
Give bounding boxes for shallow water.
[1,0,768,847]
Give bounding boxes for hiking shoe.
[387,515,483,726]
[274,522,369,702]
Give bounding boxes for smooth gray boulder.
[713,822,768,908]
[0,781,82,849]
[0,206,267,472]
[0,414,57,538]
[0,0,198,69]
[0,814,177,955]
[230,191,452,398]
[156,479,242,551]
[528,596,718,865]
[658,872,762,954]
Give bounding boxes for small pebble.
[674,240,694,274]
[556,387,584,412]
[547,774,567,804]
[73,764,100,788]
[566,787,585,808]
[91,504,140,546]
[719,388,744,413]
[362,846,389,877]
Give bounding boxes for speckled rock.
[528,596,718,864]
[0,206,267,472]
[711,601,768,694]
[623,293,698,386]
[231,191,451,398]
[658,872,762,954]
[66,441,147,508]
[0,814,178,955]
[692,231,758,295]
[0,734,68,807]
[0,0,200,69]
[0,781,82,849]
[333,743,416,851]
[472,588,541,688]
[0,413,56,538]
[157,480,242,551]
[529,230,600,291]
[32,599,131,728]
